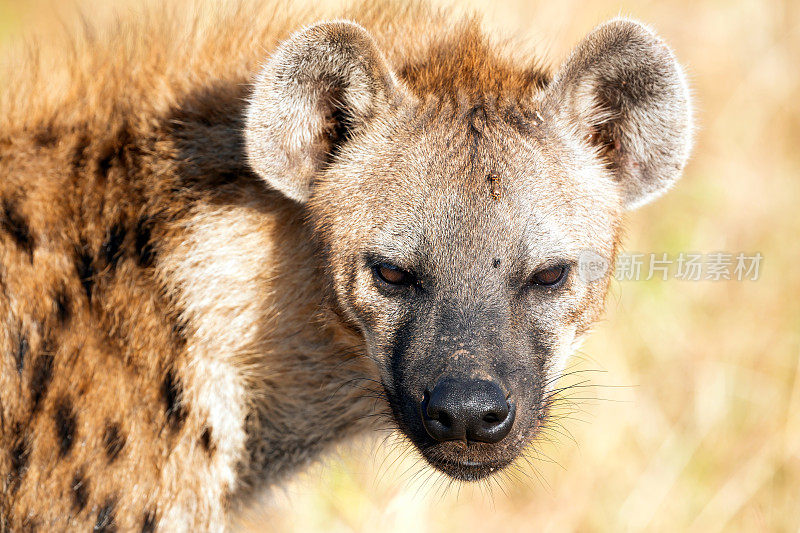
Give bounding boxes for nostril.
[480,399,511,428]
[436,410,452,428]
[421,380,465,441]
[469,384,515,443]
[423,390,451,426]
[482,412,500,424]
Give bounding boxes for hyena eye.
[373,262,413,286]
[530,265,569,287]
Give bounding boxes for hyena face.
[245,20,691,479]
[310,110,621,479]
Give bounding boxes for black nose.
[421,378,515,444]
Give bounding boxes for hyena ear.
[545,19,693,210]
[245,21,403,203]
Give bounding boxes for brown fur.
[0,0,692,529]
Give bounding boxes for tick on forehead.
[487,173,501,200]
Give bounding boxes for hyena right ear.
[544,19,693,210]
[245,21,403,203]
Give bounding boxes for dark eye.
[373,262,413,286]
[530,265,568,287]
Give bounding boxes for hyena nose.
[421,378,515,444]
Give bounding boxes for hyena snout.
[421,377,516,444]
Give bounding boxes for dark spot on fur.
[501,104,537,135]
[214,171,239,186]
[467,104,486,136]
[20,516,38,533]
[492,258,501,268]
[162,369,186,431]
[30,352,54,413]
[1,199,34,259]
[94,124,133,180]
[94,499,117,533]
[101,224,126,270]
[96,145,115,179]
[71,136,90,170]
[171,317,188,346]
[71,471,89,513]
[200,427,215,456]
[141,510,156,533]
[103,423,125,463]
[33,129,58,147]
[8,427,30,493]
[54,287,71,325]
[15,330,28,374]
[54,397,77,457]
[134,217,155,268]
[76,244,95,301]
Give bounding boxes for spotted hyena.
[0,0,692,530]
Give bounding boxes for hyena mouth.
[425,455,515,481]
[407,424,525,480]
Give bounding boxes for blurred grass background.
[1,0,798,531]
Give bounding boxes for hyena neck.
[159,187,378,504]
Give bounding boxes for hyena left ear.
[245,21,404,203]
[545,19,693,210]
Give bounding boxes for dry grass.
[2,0,798,531]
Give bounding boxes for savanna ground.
[1,0,798,531]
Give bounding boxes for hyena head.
[244,19,692,480]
